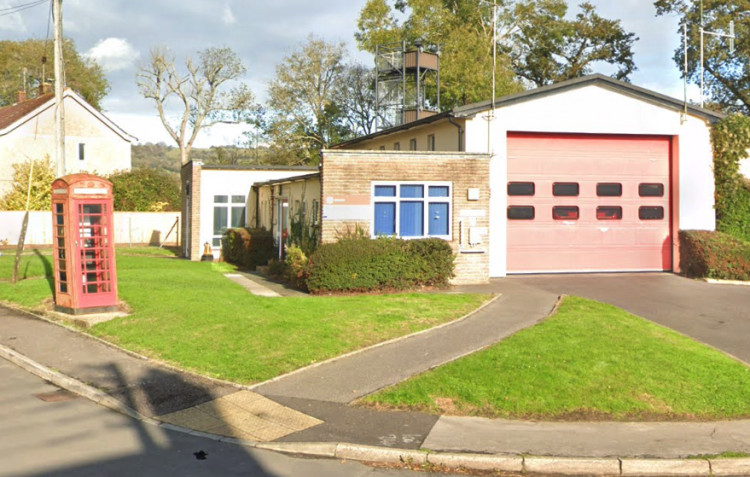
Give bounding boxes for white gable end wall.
[462,84,716,277]
[0,95,132,195]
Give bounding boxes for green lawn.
[362,296,750,421]
[0,247,488,384]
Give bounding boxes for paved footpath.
[254,279,558,403]
[4,275,750,476]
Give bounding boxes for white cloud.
[85,38,140,73]
[0,1,27,33]
[222,4,236,25]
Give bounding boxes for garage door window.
[553,206,579,220]
[639,183,665,197]
[373,182,451,238]
[507,182,535,196]
[639,206,664,220]
[553,182,579,196]
[508,206,535,220]
[597,206,622,220]
[597,183,622,197]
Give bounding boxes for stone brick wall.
[320,150,491,284]
[180,161,202,261]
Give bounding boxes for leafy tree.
[357,0,521,108]
[0,39,109,108]
[0,156,56,211]
[264,36,350,165]
[108,168,180,212]
[655,0,750,114]
[356,0,637,108]
[505,1,637,87]
[137,47,256,165]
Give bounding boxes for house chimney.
[38,82,52,96]
[16,90,27,103]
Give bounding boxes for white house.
[0,88,134,197]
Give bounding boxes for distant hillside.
[132,143,276,176]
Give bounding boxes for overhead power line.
[0,0,49,17]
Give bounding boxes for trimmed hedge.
[221,228,276,270]
[306,237,455,293]
[679,230,750,281]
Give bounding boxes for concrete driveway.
[508,273,750,364]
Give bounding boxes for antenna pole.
[700,0,704,107]
[684,22,688,120]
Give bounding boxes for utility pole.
[53,0,65,177]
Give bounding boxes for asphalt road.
[0,358,457,477]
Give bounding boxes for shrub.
[711,115,750,242]
[108,168,180,211]
[0,156,56,211]
[221,228,276,270]
[679,230,750,281]
[306,237,455,294]
[288,211,319,255]
[283,245,311,290]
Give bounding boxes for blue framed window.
[372,182,451,238]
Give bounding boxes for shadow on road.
[16,361,280,477]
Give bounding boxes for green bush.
[221,228,276,270]
[306,237,454,294]
[283,245,311,290]
[679,230,750,281]
[711,115,750,242]
[108,168,180,211]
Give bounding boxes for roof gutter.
[447,115,464,152]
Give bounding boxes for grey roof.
[453,74,725,121]
[198,163,318,171]
[254,172,321,188]
[332,74,725,149]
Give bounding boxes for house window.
[372,182,451,238]
[427,134,436,151]
[78,143,85,161]
[312,199,319,225]
[393,142,401,151]
[409,138,417,151]
[212,194,246,246]
[379,145,386,151]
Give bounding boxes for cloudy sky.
[0,0,692,147]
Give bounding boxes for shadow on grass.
[32,248,55,296]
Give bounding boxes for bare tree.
[137,46,255,165]
[338,63,380,137]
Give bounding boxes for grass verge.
[0,247,488,384]
[361,296,750,421]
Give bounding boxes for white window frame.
[211,194,246,247]
[371,181,452,240]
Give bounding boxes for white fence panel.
[0,211,180,246]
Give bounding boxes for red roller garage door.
[506,132,672,273]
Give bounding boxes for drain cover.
[33,389,79,402]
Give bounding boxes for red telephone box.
[51,174,118,314]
